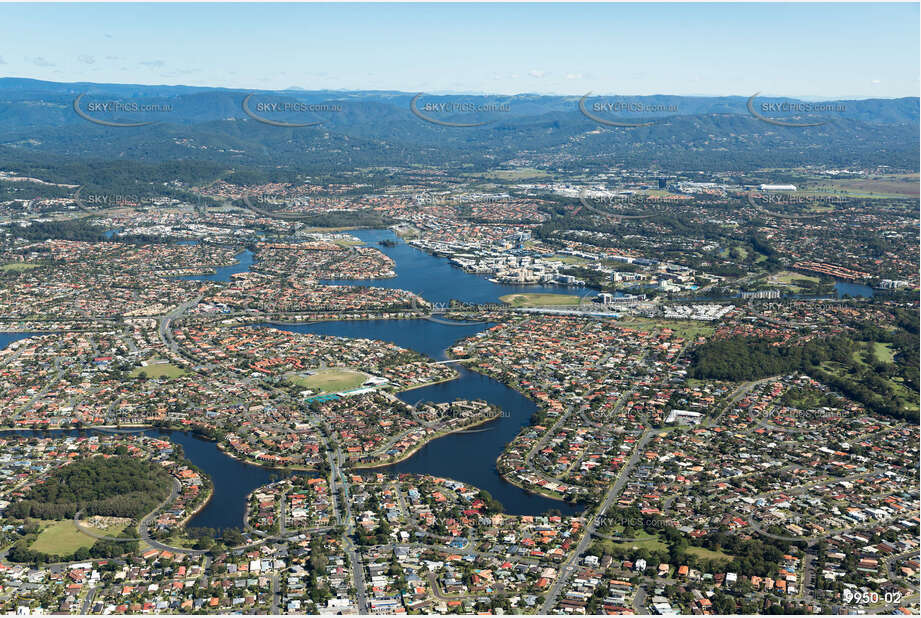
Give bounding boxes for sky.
[0,3,918,98]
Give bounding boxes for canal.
[260,318,583,516]
[321,228,592,304]
[4,427,290,532]
[177,249,254,282]
[0,226,881,527]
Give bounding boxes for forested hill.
[0,78,917,173]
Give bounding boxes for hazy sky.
[1,3,918,98]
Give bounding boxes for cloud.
[0,56,6,65]
[528,70,546,79]
[29,57,55,67]
[78,55,95,65]
[140,60,165,69]
[565,73,583,80]
[871,79,881,84]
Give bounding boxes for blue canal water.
[177,249,254,282]
[6,427,288,532]
[0,229,882,527]
[321,228,592,305]
[0,332,46,350]
[262,319,583,516]
[834,281,874,298]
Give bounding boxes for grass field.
[130,361,187,379]
[499,293,581,307]
[546,255,591,265]
[331,239,364,247]
[615,317,716,340]
[770,271,820,285]
[163,534,199,549]
[0,262,40,272]
[610,537,669,554]
[30,520,95,555]
[802,175,919,198]
[685,546,734,563]
[288,368,368,393]
[871,342,896,364]
[482,167,549,181]
[821,359,918,414]
[600,526,659,540]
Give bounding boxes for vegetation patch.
[0,262,40,272]
[691,315,919,422]
[685,545,734,563]
[6,456,173,521]
[499,293,581,307]
[482,167,549,181]
[616,317,716,340]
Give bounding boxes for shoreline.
[394,373,460,393]
[353,410,502,470]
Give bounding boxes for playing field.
[288,368,368,393]
[30,520,95,555]
[499,293,581,307]
[130,361,187,379]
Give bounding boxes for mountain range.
[0,77,917,177]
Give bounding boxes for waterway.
[261,319,583,516]
[7,427,291,532]
[0,228,880,528]
[177,249,254,282]
[321,228,592,304]
[0,332,45,350]
[834,281,874,298]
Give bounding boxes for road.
[331,447,369,613]
[137,478,209,556]
[157,295,201,354]
[271,572,280,614]
[80,585,97,614]
[541,427,661,613]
